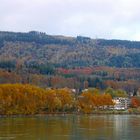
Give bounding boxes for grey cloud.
[0,0,140,40]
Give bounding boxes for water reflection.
[0,115,140,140]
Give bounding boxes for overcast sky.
[0,0,140,40]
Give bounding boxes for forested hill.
[0,31,140,68]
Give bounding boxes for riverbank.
[1,109,140,117]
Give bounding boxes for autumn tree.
[56,88,74,112]
[131,97,140,108]
[0,84,47,115]
[78,89,114,113]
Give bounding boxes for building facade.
[113,97,131,110]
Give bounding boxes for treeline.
[97,39,140,48]
[1,31,140,48]
[0,31,75,47]
[0,84,129,115]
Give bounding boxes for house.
[82,89,88,92]
[113,97,131,110]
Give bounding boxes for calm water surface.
[0,115,140,140]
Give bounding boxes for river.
[0,115,140,140]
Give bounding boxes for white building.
[113,97,131,110]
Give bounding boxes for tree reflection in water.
[0,115,140,140]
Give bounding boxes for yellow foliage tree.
[0,84,47,115]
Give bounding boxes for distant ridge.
[0,31,140,68]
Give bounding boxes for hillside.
[0,31,140,92]
[0,31,140,69]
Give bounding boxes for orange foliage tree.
[131,97,140,108]
[78,89,114,113]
